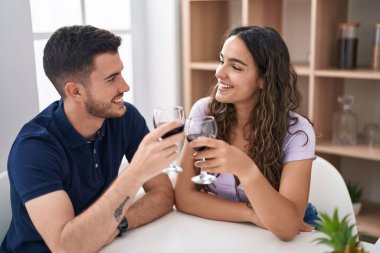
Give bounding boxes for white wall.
[131,0,181,129]
[0,0,39,173]
[0,0,181,172]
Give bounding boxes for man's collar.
[54,99,105,148]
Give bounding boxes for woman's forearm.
[238,163,308,241]
[175,189,259,225]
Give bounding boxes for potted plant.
[313,209,367,253]
[347,182,363,216]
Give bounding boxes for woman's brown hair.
[208,26,309,191]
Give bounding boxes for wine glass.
[153,106,185,173]
[185,116,217,184]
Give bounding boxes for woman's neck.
[232,90,260,128]
[234,101,257,128]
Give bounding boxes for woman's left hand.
[298,222,314,233]
[189,137,256,178]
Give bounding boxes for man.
[1,25,183,252]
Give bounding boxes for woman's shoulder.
[288,111,313,132]
[189,97,211,118]
[286,111,316,147]
[283,111,316,163]
[193,97,211,109]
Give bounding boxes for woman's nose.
[215,63,227,79]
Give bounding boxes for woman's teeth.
[219,83,233,89]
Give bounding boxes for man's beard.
[84,90,125,118]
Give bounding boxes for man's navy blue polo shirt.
[1,100,149,253]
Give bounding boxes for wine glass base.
[191,174,216,185]
[162,165,183,174]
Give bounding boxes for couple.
[1,25,317,252]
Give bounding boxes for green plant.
[347,182,362,203]
[313,209,366,253]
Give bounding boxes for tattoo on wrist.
[114,196,130,222]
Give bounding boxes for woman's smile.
[217,82,234,91]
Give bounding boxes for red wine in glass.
[154,123,184,139]
[184,116,217,184]
[153,106,185,173]
[186,134,208,151]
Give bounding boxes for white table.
[101,210,377,253]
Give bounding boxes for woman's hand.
[247,205,314,234]
[189,137,256,179]
[298,222,314,233]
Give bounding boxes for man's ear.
[64,82,84,101]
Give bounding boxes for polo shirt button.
[95,164,99,168]
[94,149,97,154]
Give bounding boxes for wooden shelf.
[315,69,380,80]
[190,61,218,71]
[294,64,311,76]
[189,62,312,74]
[357,201,380,238]
[190,0,224,1]
[316,140,380,162]
[183,0,380,237]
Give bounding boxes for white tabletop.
[100,210,377,253]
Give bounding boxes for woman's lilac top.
[188,97,316,203]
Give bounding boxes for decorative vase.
[332,95,358,145]
[353,202,362,216]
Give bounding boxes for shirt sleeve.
[8,136,64,204]
[282,114,316,164]
[188,97,210,118]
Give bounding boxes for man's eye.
[218,59,224,64]
[109,76,117,82]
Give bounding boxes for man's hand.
[128,120,184,181]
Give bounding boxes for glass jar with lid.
[371,23,380,70]
[337,22,360,69]
[332,95,358,145]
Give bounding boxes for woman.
[175,26,318,241]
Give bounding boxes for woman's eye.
[232,66,242,71]
[218,59,224,64]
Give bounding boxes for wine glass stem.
[199,171,208,178]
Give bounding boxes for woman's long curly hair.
[208,26,305,191]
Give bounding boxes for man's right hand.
[128,120,184,182]
[24,121,183,253]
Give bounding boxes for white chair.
[0,171,12,241]
[308,156,357,233]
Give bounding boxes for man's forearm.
[57,169,143,252]
[126,186,174,229]
[99,183,174,246]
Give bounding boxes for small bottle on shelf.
[337,22,360,69]
[371,23,380,70]
[332,95,358,146]
[363,123,380,147]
